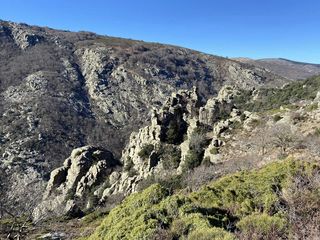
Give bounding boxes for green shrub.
[82,209,109,224]
[184,149,202,170]
[157,144,181,170]
[65,186,77,201]
[187,227,235,240]
[249,118,261,128]
[202,156,212,166]
[128,168,138,177]
[137,174,185,194]
[124,157,138,177]
[173,214,212,236]
[124,157,134,172]
[182,129,209,171]
[306,102,318,112]
[138,144,154,159]
[237,213,287,239]
[191,159,314,217]
[240,113,247,121]
[157,174,185,194]
[87,184,169,240]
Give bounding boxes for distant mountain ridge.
[234,57,320,80]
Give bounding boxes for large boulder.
[33,146,119,221]
[199,85,239,126]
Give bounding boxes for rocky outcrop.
[199,85,239,126]
[8,22,44,49]
[100,88,200,199]
[3,71,48,103]
[34,84,263,220]
[243,111,261,131]
[102,86,246,198]
[33,146,119,221]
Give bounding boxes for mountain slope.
[234,57,320,80]
[0,20,288,210]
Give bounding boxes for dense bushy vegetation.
[157,144,181,170]
[234,76,320,112]
[85,159,320,239]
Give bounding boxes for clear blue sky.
[1,0,320,63]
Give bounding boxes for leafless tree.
[270,123,299,155]
[250,126,274,156]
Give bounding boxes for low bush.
[123,157,138,177]
[123,157,134,172]
[306,102,318,112]
[182,129,209,171]
[183,149,202,170]
[157,144,181,170]
[188,227,235,240]
[236,213,287,240]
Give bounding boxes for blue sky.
[1,0,319,63]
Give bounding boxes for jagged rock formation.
[9,23,44,50]
[0,20,288,216]
[36,86,249,219]
[33,146,119,221]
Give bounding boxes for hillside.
[1,73,318,239]
[0,20,287,215]
[234,57,320,80]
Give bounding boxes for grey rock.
[199,85,238,126]
[9,22,44,49]
[33,146,118,221]
[38,232,66,240]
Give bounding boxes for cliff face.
[0,20,287,215]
